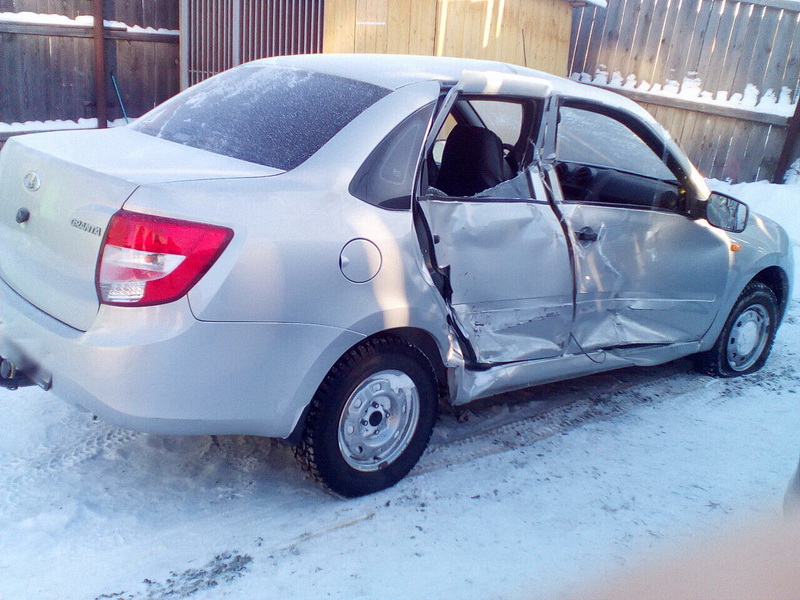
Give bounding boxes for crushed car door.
[416,74,574,365]
[550,101,729,351]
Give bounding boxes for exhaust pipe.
[0,357,35,390]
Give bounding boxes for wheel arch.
[751,266,790,324]
[284,326,450,445]
[375,327,449,400]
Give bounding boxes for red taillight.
[97,210,233,306]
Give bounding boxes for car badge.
[23,172,41,192]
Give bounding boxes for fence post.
[93,0,108,128]
[774,101,800,183]
[180,0,189,90]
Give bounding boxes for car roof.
[258,53,654,122]
[250,53,699,194]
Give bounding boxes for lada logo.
[23,172,41,192]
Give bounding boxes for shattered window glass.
[474,171,531,199]
[131,65,389,171]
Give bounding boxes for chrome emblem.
[23,172,41,192]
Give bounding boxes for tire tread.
[294,336,437,497]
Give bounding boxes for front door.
[551,102,729,351]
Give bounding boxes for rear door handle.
[576,226,598,242]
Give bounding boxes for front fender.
[698,212,793,351]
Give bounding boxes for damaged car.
[0,55,792,497]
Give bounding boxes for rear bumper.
[0,277,364,438]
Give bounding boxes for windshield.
[131,64,389,171]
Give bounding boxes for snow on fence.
[0,0,179,142]
[570,0,800,183]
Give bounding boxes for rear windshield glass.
[131,65,389,171]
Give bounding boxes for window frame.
[419,91,544,200]
[555,99,691,187]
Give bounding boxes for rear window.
[131,65,390,171]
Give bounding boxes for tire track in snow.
[0,420,143,511]
[413,332,798,477]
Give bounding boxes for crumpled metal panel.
[423,191,572,364]
[559,200,729,351]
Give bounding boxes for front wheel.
[295,337,438,497]
[694,281,778,377]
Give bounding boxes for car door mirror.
[706,192,748,233]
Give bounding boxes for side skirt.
[453,341,701,405]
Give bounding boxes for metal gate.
[180,0,324,88]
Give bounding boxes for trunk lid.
[0,128,278,331]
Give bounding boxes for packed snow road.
[0,299,798,600]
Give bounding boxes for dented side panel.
[560,202,729,351]
[423,196,573,364]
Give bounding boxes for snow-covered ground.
[0,180,798,600]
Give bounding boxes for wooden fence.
[570,0,800,182]
[1,0,179,134]
[324,0,574,77]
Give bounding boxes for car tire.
[294,336,438,497]
[694,281,778,377]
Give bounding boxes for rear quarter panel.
[120,81,452,404]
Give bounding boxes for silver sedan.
[0,55,793,496]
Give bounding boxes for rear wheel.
[295,337,438,497]
[694,281,778,377]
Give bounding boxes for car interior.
[554,102,686,213]
[424,96,539,199]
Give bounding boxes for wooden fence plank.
[690,0,724,79]
[323,0,355,53]
[713,1,752,99]
[740,122,773,180]
[728,3,767,95]
[569,4,587,74]
[684,0,721,79]
[764,9,800,92]
[385,0,410,54]
[661,0,703,84]
[781,13,800,92]
[625,0,657,84]
[758,124,786,180]
[702,0,740,97]
[499,0,520,66]
[583,6,607,76]
[744,6,782,93]
[612,0,639,76]
[708,117,740,178]
[592,0,623,72]
[407,0,436,55]
[637,0,671,86]
[698,114,730,177]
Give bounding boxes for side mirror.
[706,191,748,233]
